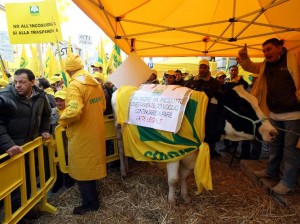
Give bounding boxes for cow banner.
[116,86,212,193]
[5,0,62,44]
[128,84,192,133]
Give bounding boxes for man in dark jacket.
[0,68,51,217]
[185,59,221,92]
[225,65,248,90]
[238,38,300,195]
[185,59,222,158]
[174,69,186,86]
[0,68,51,155]
[36,77,56,108]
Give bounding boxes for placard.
[78,34,92,45]
[109,52,152,88]
[0,31,14,62]
[5,0,62,44]
[127,84,192,133]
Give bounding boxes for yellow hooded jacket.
[59,69,106,180]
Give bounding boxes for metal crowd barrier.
[54,114,120,174]
[0,115,119,223]
[0,137,57,224]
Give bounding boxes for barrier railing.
[104,114,120,163]
[0,137,57,224]
[0,115,119,223]
[54,114,119,173]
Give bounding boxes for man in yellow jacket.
[59,53,106,215]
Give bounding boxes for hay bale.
[34,157,300,223]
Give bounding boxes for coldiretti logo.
[30,6,39,15]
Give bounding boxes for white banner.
[128,84,192,133]
[0,31,14,62]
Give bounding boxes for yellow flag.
[97,38,107,70]
[67,36,72,55]
[84,49,89,69]
[20,45,29,68]
[44,46,59,78]
[58,37,71,86]
[105,44,122,74]
[60,59,70,87]
[50,50,60,78]
[44,47,51,78]
[29,44,41,77]
[225,57,230,72]
[56,0,70,24]
[0,60,8,81]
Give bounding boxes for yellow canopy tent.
[153,57,200,78]
[153,57,218,78]
[73,0,300,57]
[153,57,264,82]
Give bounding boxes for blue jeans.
[266,119,300,189]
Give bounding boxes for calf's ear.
[215,88,240,106]
[204,88,223,101]
[210,89,228,104]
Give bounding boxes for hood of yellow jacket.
[71,70,99,86]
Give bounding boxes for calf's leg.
[166,161,180,205]
[179,163,192,203]
[179,150,198,203]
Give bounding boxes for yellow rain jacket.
[59,70,106,181]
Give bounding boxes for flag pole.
[37,44,44,77]
[0,54,11,79]
[52,18,68,87]
[0,54,5,70]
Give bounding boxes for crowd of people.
[0,37,299,221]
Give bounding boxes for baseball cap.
[199,59,210,67]
[54,90,66,100]
[91,61,103,68]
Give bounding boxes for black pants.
[77,180,99,209]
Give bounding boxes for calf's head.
[217,85,277,142]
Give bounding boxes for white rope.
[223,105,269,137]
[274,127,300,137]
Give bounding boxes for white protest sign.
[109,52,152,88]
[52,41,79,60]
[52,42,68,59]
[0,31,14,62]
[78,34,92,45]
[127,84,192,133]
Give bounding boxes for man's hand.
[6,145,23,157]
[238,44,249,60]
[41,132,51,141]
